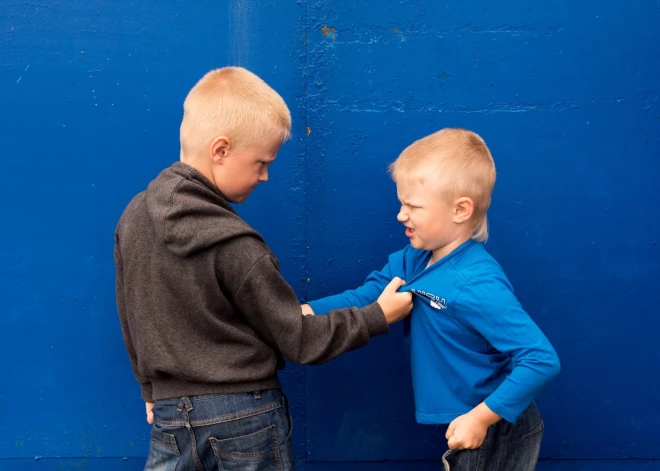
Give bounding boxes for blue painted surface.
[1,0,658,470]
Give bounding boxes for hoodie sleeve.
[231,254,389,365]
[114,232,154,402]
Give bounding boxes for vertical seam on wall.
[303,0,310,304]
[302,0,310,465]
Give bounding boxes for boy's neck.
[432,233,473,264]
[180,150,215,186]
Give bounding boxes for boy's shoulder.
[117,162,271,262]
[449,242,506,280]
[444,243,517,303]
[115,190,149,242]
[445,243,522,314]
[116,162,186,235]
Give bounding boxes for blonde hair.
[389,128,496,241]
[180,67,292,158]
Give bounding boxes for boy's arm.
[306,249,406,314]
[114,236,154,404]
[455,275,561,424]
[230,253,410,365]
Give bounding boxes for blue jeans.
[442,402,544,471]
[144,389,294,471]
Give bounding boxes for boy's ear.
[210,136,232,164]
[454,197,474,224]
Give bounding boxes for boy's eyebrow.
[400,198,422,207]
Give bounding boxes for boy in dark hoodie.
[114,67,412,471]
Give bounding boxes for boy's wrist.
[301,303,315,315]
[470,402,501,427]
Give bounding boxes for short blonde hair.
[180,67,292,157]
[389,128,496,241]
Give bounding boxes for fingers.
[386,276,406,291]
[447,435,460,450]
[146,402,155,424]
[446,422,456,440]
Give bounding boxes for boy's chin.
[228,193,251,204]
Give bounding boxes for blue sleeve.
[308,248,407,315]
[455,275,561,423]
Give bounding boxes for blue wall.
[1,1,658,469]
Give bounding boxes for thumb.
[146,402,155,424]
[386,276,406,292]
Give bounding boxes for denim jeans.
[144,389,294,471]
[442,402,544,471]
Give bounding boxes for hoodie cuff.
[361,302,389,337]
[140,382,154,403]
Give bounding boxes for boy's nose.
[259,170,269,182]
[397,210,408,222]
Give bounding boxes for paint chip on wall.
[321,26,337,40]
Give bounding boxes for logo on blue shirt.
[411,289,447,310]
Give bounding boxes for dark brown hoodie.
[114,162,388,402]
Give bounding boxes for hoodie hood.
[145,162,262,257]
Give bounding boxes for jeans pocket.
[442,448,484,471]
[210,425,282,471]
[145,427,180,471]
[282,394,293,440]
[441,449,453,471]
[520,420,544,440]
